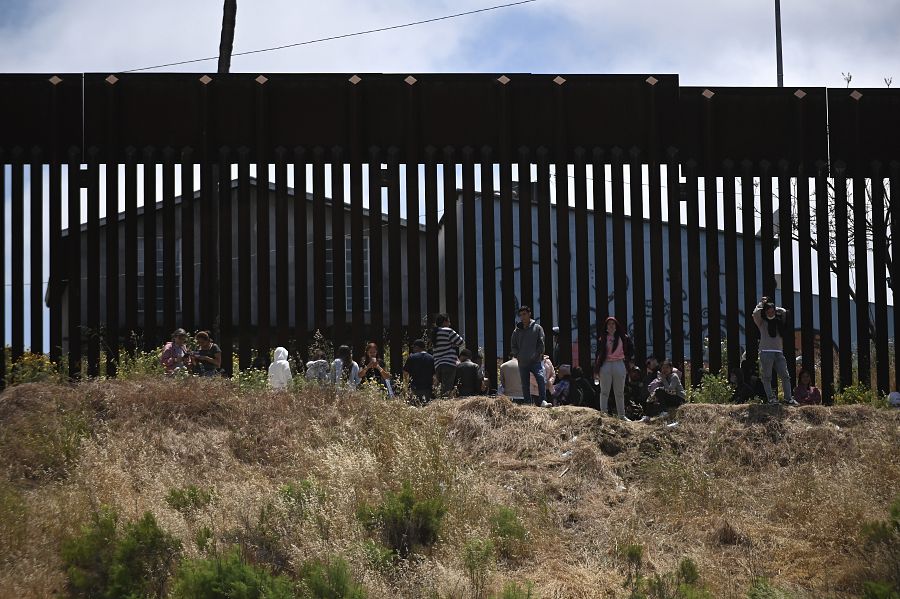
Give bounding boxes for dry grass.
[0,379,897,598]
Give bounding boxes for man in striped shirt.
[431,313,465,397]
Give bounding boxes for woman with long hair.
[594,317,634,420]
[360,342,393,395]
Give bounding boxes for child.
[793,368,822,406]
[455,348,484,398]
[268,347,293,390]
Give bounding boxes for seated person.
[551,364,573,406]
[793,368,822,406]
[571,367,597,409]
[498,356,524,404]
[646,360,686,416]
[191,331,222,376]
[305,349,331,384]
[643,356,660,388]
[404,339,435,405]
[730,368,757,403]
[160,328,191,375]
[624,365,650,418]
[455,349,484,398]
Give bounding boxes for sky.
[1,0,898,351]
[0,0,897,87]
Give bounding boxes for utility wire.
[123,0,538,73]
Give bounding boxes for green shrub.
[834,383,888,408]
[8,351,64,385]
[234,367,270,393]
[746,578,794,599]
[61,507,182,599]
[491,581,537,599]
[862,581,900,599]
[361,540,394,574]
[489,506,528,560]
[279,479,326,520]
[299,557,366,599]
[357,481,446,558]
[166,485,216,516]
[687,372,734,404]
[463,538,495,599]
[859,496,900,596]
[118,347,166,379]
[171,548,295,599]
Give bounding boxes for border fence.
[0,73,898,399]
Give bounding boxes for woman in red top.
[594,317,634,419]
[793,368,822,406]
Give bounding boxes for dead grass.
[0,380,897,598]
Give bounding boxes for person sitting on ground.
[551,364,573,406]
[455,348,484,398]
[360,342,393,396]
[643,356,660,389]
[571,367,596,409]
[403,339,435,405]
[646,360,686,416]
[793,368,822,406]
[498,355,524,404]
[305,349,330,384]
[889,391,900,408]
[740,353,766,402]
[331,345,360,389]
[160,328,191,375]
[624,365,649,419]
[268,346,293,391]
[191,331,222,376]
[730,368,757,404]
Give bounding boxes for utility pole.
[218,0,237,74]
[775,0,784,87]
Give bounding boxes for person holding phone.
[360,342,393,395]
[191,331,222,376]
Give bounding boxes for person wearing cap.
[752,296,796,405]
[160,328,191,375]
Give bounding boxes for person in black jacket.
[594,316,634,419]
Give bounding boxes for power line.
[123,0,538,73]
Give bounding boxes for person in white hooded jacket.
[268,347,293,391]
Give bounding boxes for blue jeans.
[519,360,546,406]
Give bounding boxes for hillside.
[1,378,898,598]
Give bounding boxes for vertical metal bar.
[349,154,364,356]
[162,148,176,332]
[536,147,553,329]
[611,148,627,326]
[124,148,138,351]
[442,147,459,326]
[685,160,703,385]
[480,147,498,391]
[759,163,776,297]
[180,149,195,333]
[405,83,422,342]
[424,146,440,321]
[143,148,157,350]
[741,161,759,365]
[329,147,346,347]
[797,166,815,377]
[30,148,44,356]
[11,149,24,361]
[722,161,741,373]
[777,162,796,387]
[518,147,534,310]
[890,162,900,393]
[852,171,870,386]
[256,151,271,360]
[274,148,289,347]
[312,147,326,337]
[49,157,62,365]
[666,149,684,368]
[237,147,252,370]
[105,157,119,376]
[67,147,82,377]
[387,147,403,375]
[704,172,722,375]
[0,150,6,386]
[293,148,309,356]
[217,147,233,375]
[461,147,479,350]
[499,153,515,348]
[814,162,834,402]
[833,164,852,388]
[555,154,572,365]
[629,147,646,364]
[86,151,100,376]
[368,146,384,348]
[592,149,609,344]
[870,162,889,393]
[574,148,591,372]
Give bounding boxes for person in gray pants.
[752,297,797,405]
[594,316,634,419]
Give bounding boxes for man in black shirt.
[403,339,435,405]
[456,349,484,397]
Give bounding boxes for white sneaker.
[540,400,552,408]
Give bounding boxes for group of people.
[159,294,829,416]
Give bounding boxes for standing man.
[510,306,547,407]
